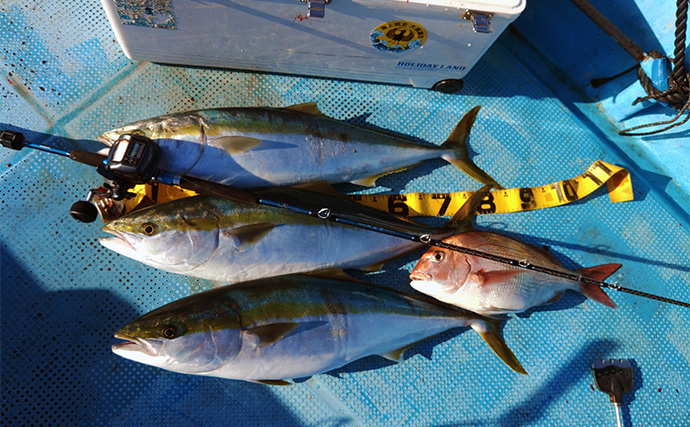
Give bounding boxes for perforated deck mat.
[1,1,689,426]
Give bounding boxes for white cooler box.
[101,0,525,90]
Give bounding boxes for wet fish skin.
[99,103,501,189]
[99,187,478,283]
[409,232,621,315]
[112,275,526,382]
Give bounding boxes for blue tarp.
[1,0,688,426]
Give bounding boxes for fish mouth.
[409,271,432,282]
[112,333,161,358]
[99,227,140,255]
[98,131,122,146]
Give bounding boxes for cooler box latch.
[464,10,493,33]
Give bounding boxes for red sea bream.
[409,232,621,316]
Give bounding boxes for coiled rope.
[619,0,690,135]
[571,0,690,136]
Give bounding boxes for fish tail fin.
[440,106,503,189]
[442,185,492,232]
[470,317,527,375]
[575,263,622,308]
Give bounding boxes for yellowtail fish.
[99,103,501,189]
[409,232,621,316]
[100,187,487,284]
[112,275,526,383]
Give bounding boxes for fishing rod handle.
[68,150,107,167]
[0,130,25,150]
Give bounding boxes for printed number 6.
[388,197,409,217]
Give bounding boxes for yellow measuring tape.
[121,160,632,218]
[348,160,633,217]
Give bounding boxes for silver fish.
[112,275,526,383]
[100,187,487,283]
[99,103,501,189]
[409,232,621,315]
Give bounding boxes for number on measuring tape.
[477,192,497,214]
[387,195,409,216]
[519,187,536,210]
[431,193,452,216]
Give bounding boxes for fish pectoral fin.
[212,136,262,154]
[225,223,275,248]
[246,322,300,348]
[282,102,325,116]
[471,318,526,375]
[475,269,524,287]
[545,292,564,304]
[251,379,293,386]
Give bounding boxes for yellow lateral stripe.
[348,161,633,217]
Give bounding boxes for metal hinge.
[302,0,330,18]
[463,10,493,34]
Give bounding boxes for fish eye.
[141,223,157,236]
[161,325,178,339]
[432,251,445,262]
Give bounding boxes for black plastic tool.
[592,359,634,427]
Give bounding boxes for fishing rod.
[263,200,690,309]
[2,129,688,308]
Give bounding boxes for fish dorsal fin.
[252,379,293,386]
[212,136,262,154]
[282,102,325,116]
[246,322,300,347]
[380,338,429,362]
[471,317,527,375]
[224,223,275,247]
[443,185,492,232]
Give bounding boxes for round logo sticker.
[370,20,427,53]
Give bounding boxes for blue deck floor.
[1,1,689,426]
